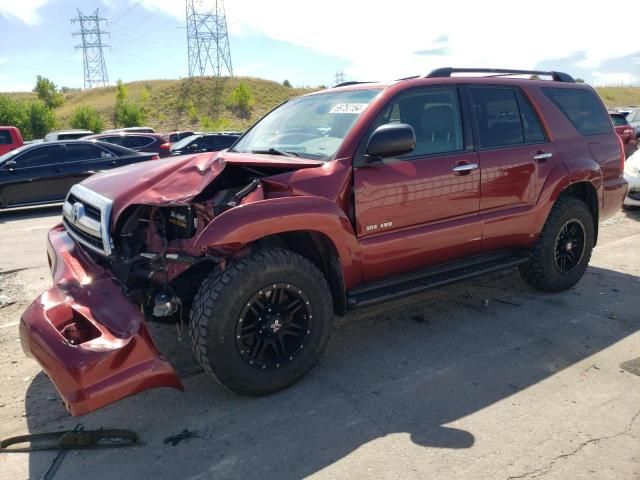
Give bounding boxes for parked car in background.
[169,132,240,156]
[626,108,640,147]
[623,149,640,208]
[167,130,196,143]
[44,130,93,142]
[103,127,155,134]
[83,133,172,157]
[609,111,636,157]
[0,126,24,155]
[0,140,158,209]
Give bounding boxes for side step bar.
[346,250,530,309]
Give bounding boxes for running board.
[346,250,530,309]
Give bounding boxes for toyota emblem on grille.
[71,202,85,223]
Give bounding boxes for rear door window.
[65,143,110,162]
[469,87,546,148]
[542,87,612,136]
[123,136,153,149]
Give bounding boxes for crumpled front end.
[20,225,183,416]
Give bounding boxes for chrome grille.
[62,184,114,256]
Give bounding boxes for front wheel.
[189,248,333,396]
[519,196,595,292]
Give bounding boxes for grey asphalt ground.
[0,205,639,480]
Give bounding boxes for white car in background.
[624,150,640,207]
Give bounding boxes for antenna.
[185,0,233,77]
[71,9,110,89]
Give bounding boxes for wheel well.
[561,182,599,244]
[256,231,347,316]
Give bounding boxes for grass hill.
[3,78,640,134]
[4,77,317,133]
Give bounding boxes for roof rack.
[426,67,575,83]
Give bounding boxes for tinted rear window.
[542,87,612,136]
[0,131,12,145]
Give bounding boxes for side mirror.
[366,123,416,160]
[2,160,17,172]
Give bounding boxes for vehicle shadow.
[0,204,61,223]
[623,206,640,220]
[23,265,640,479]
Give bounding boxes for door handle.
[452,163,478,172]
[533,152,553,162]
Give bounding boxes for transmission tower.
[71,9,110,89]
[186,0,233,77]
[335,70,346,85]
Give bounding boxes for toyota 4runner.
[20,68,628,415]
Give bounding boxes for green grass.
[4,80,640,134]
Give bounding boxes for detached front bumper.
[20,225,183,416]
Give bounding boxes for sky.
[0,0,639,92]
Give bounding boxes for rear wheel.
[189,248,333,396]
[519,196,594,292]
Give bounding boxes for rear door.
[0,144,65,206]
[466,85,558,250]
[61,142,117,192]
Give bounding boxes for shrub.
[0,95,55,140]
[282,79,292,88]
[70,106,105,133]
[33,75,63,109]
[114,79,147,127]
[226,83,254,116]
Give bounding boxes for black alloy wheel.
[236,283,311,370]
[554,219,586,274]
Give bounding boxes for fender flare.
[193,196,364,287]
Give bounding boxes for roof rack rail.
[333,81,376,88]
[426,67,575,83]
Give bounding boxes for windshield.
[610,114,628,126]
[171,135,200,150]
[0,144,31,164]
[231,89,382,160]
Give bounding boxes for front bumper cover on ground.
[20,225,183,416]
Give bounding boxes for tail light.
[159,143,171,150]
[617,134,625,172]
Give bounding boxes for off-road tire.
[189,248,333,396]
[519,196,595,292]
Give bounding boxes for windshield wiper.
[250,148,300,157]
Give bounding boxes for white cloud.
[0,0,50,25]
[222,0,638,81]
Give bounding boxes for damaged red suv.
[20,68,627,415]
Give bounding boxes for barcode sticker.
[330,103,369,114]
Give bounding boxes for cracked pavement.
[0,205,639,480]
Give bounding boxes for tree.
[113,79,147,127]
[226,83,254,116]
[575,78,585,84]
[33,75,63,109]
[70,106,104,133]
[0,95,54,140]
[282,79,292,88]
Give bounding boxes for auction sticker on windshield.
[330,103,369,114]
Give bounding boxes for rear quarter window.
[542,87,612,136]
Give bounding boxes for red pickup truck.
[20,68,627,416]
[0,126,24,156]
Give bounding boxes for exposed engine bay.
[92,162,315,320]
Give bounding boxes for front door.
[354,86,482,283]
[0,145,65,206]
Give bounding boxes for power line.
[186,0,233,77]
[71,9,110,89]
